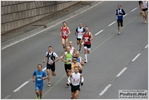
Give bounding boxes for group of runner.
[31,1,148,99]
[32,21,93,99]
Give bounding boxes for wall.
[1,1,78,34]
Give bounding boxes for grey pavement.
[1,1,148,99]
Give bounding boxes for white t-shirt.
[142,1,148,9]
[71,72,81,86]
[76,27,85,39]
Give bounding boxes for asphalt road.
[1,1,148,99]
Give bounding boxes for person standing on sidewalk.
[43,46,59,87]
[32,64,48,99]
[60,21,71,50]
[116,4,125,35]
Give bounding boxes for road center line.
[116,67,127,77]
[99,84,112,96]
[108,21,116,26]
[131,7,137,12]
[13,81,29,92]
[95,29,104,36]
[132,53,141,62]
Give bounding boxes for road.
[1,1,148,99]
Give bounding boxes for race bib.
[48,60,53,65]
[84,37,89,42]
[62,31,67,36]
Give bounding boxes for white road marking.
[1,1,103,50]
[99,84,112,96]
[3,95,11,99]
[42,67,46,71]
[116,67,127,77]
[131,7,137,12]
[95,29,104,36]
[13,81,29,92]
[108,21,116,26]
[132,53,141,62]
[145,44,148,48]
[123,14,127,17]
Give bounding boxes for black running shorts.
[46,63,55,72]
[117,19,123,27]
[71,85,80,92]
[84,44,91,48]
[142,8,148,12]
[64,64,71,73]
[77,38,82,41]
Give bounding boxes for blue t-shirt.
[77,57,81,63]
[33,70,47,85]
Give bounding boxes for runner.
[83,26,93,63]
[116,4,125,35]
[32,64,48,99]
[61,46,73,77]
[60,21,71,50]
[76,51,84,66]
[67,57,84,87]
[68,66,83,99]
[74,22,85,52]
[141,0,148,23]
[69,41,75,55]
[43,46,59,87]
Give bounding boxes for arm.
[67,27,71,35]
[74,28,78,36]
[43,56,47,63]
[89,32,93,40]
[32,71,36,82]
[122,9,125,15]
[116,9,118,15]
[60,27,62,37]
[61,52,67,63]
[78,63,83,71]
[81,57,84,66]
[42,72,48,80]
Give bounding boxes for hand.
[32,79,35,82]
[70,83,72,86]
[43,60,46,63]
[81,82,83,86]
[42,77,46,80]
